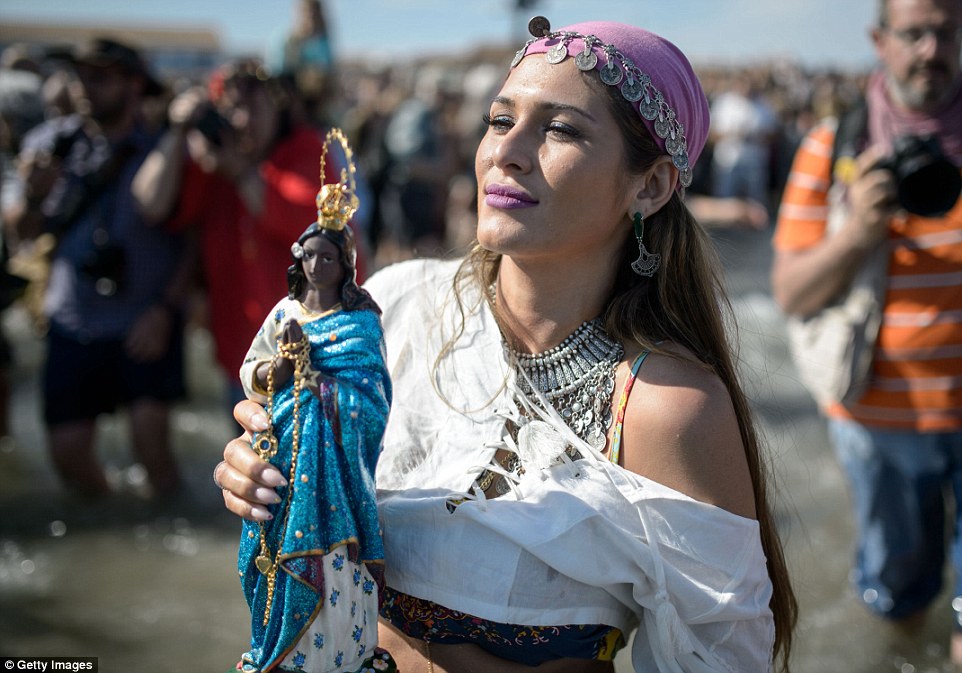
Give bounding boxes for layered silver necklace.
[507,318,624,450]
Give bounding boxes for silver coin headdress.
[512,16,698,188]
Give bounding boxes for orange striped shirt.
[774,120,962,431]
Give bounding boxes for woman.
[216,18,796,673]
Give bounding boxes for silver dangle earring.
[631,212,660,276]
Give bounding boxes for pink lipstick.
[484,184,538,209]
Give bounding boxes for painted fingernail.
[250,506,273,521]
[254,487,281,504]
[251,413,269,431]
[263,469,288,488]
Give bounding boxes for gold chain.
[424,641,434,673]
[253,334,311,625]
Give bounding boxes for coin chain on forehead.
[512,16,694,188]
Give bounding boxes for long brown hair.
[453,70,797,670]
[603,72,797,671]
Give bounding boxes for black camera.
[194,106,231,147]
[882,134,962,218]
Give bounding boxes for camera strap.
[831,98,868,186]
[45,139,138,241]
[11,138,140,324]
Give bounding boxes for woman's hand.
[214,399,288,521]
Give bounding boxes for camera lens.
[196,107,230,147]
[889,135,962,217]
[897,159,962,217]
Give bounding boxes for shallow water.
[0,228,955,672]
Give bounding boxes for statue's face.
[301,234,344,294]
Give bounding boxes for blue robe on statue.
[238,299,391,672]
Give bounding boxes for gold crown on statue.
[316,128,359,232]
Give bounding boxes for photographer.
[3,38,189,499]
[772,0,962,662]
[133,58,360,409]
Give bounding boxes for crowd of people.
[0,4,871,500]
[332,53,871,260]
[0,5,873,465]
[1,0,960,670]
[0,16,874,271]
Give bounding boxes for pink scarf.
[867,69,962,162]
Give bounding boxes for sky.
[1,0,879,70]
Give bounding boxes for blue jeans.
[828,419,962,625]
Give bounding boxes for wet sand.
[0,227,955,671]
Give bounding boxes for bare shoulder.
[619,343,757,519]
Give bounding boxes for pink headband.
[514,17,709,188]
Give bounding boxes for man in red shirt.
[135,59,363,406]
